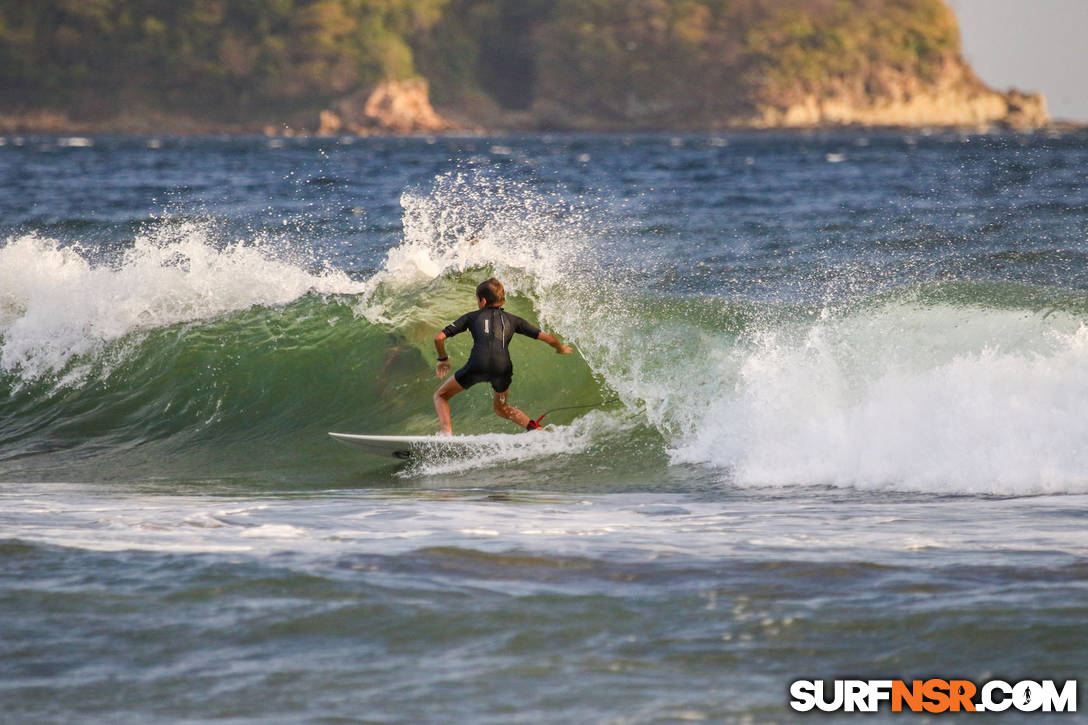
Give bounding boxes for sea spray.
[354,171,608,326]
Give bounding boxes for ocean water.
[1,132,1087,723]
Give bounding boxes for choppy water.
[1,132,1087,722]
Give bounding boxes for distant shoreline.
[1,113,1082,140]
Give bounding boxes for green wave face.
[0,286,615,485]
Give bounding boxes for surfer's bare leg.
[434,377,464,435]
[492,390,530,428]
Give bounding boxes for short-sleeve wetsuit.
[442,307,541,392]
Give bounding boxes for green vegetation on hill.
[0,0,974,129]
[414,0,962,124]
[0,0,446,120]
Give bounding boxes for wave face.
[4,138,1088,495]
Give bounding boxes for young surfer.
[433,278,572,434]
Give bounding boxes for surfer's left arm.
[514,316,572,354]
[537,331,573,355]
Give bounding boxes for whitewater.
[1,133,1086,723]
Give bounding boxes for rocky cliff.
[317,80,455,136]
[746,59,1048,130]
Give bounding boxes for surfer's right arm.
[434,331,451,377]
[434,313,471,377]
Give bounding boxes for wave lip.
[0,225,364,383]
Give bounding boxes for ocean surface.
[1,131,1086,723]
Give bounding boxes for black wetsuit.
[442,307,541,392]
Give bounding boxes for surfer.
[433,277,572,434]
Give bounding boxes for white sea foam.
[406,411,631,477]
[669,305,1088,494]
[57,137,93,148]
[4,483,1088,562]
[0,224,365,381]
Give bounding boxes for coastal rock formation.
[321,80,455,135]
[751,87,1047,130]
[747,58,1049,129]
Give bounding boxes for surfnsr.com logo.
[790,679,1078,713]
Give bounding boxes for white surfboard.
[328,432,508,459]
